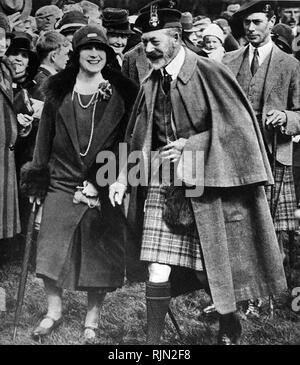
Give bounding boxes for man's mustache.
[287,17,296,25]
[146,51,163,60]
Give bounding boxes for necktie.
[162,69,172,94]
[251,48,259,76]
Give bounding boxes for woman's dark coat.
[22,66,138,287]
[0,57,21,239]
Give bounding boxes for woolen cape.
[21,65,138,288]
[123,49,287,314]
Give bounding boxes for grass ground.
[0,262,300,346]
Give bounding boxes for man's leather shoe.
[32,315,63,341]
[217,312,242,345]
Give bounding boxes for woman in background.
[0,13,21,254]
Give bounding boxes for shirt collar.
[249,38,273,59]
[164,46,186,81]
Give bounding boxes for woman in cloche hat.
[21,25,138,344]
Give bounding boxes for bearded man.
[110,0,287,345]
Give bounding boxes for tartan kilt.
[265,164,297,232]
[140,185,204,271]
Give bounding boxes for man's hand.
[8,12,22,30]
[109,182,127,207]
[266,110,287,129]
[160,138,187,163]
[17,113,34,128]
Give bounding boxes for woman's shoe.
[32,315,63,341]
[217,312,242,345]
[82,326,98,345]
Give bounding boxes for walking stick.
[269,129,278,319]
[168,308,184,342]
[271,130,278,220]
[13,201,38,341]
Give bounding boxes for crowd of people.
[0,0,300,345]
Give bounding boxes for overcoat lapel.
[141,77,159,171]
[263,46,284,104]
[136,54,151,82]
[176,49,197,85]
[227,46,248,78]
[58,93,81,160]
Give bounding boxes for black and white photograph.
[0,0,300,350]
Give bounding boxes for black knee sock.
[146,281,171,345]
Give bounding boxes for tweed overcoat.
[0,57,21,240]
[223,44,300,166]
[122,43,152,87]
[123,49,287,314]
[23,66,138,287]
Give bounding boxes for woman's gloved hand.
[82,181,99,197]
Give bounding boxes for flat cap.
[35,5,62,19]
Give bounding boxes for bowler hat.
[135,0,182,34]
[272,23,293,53]
[72,24,115,59]
[233,0,277,19]
[102,8,135,35]
[180,12,198,33]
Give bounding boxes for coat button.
[8,144,15,151]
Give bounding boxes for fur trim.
[20,162,50,200]
[43,65,138,109]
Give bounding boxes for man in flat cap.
[110,0,287,345]
[35,5,63,34]
[224,1,300,297]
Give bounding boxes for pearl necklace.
[73,90,99,157]
[72,77,112,158]
[77,91,98,109]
